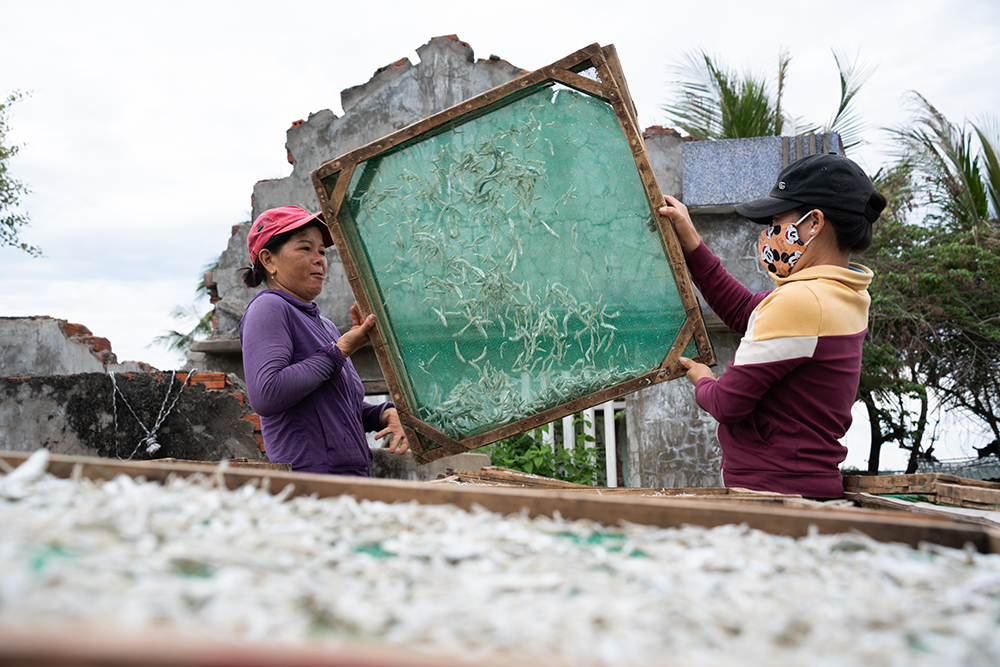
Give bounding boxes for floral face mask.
[757,211,815,277]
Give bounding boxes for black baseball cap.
[734,152,884,224]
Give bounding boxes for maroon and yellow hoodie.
[686,242,873,498]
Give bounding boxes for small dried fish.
[3,453,999,667]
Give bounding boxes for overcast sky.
[2,0,998,468]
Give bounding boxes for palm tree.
[891,93,1000,246]
[152,259,218,362]
[662,49,872,150]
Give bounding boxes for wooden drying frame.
[3,451,997,554]
[311,43,716,464]
[4,451,999,665]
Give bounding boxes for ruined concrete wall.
[200,36,527,352]
[0,373,263,462]
[1,317,152,376]
[252,36,527,220]
[643,127,687,198]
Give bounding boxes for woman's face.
[261,225,328,303]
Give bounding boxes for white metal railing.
[536,400,625,487]
[366,394,626,486]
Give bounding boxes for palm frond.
[774,49,790,136]
[662,51,780,140]
[972,117,1000,223]
[825,50,875,150]
[890,93,990,241]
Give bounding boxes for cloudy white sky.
[2,0,998,468]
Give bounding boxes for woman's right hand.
[335,302,376,358]
[658,195,702,255]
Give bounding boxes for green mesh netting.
[338,84,694,439]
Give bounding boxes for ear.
[258,248,277,274]
[804,209,825,237]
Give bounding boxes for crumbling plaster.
[0,373,262,462]
[1,317,150,376]
[253,36,528,220]
[206,36,528,339]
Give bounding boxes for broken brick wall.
[0,316,152,377]
[0,372,263,462]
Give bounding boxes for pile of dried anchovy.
[352,88,670,438]
[3,451,999,666]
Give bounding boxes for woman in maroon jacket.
[659,154,886,499]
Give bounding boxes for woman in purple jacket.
[658,153,886,499]
[238,206,407,476]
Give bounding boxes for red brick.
[63,323,91,338]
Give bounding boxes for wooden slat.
[843,473,941,496]
[3,451,997,553]
[0,622,479,667]
[847,492,1000,530]
[600,45,640,136]
[442,468,826,507]
[543,66,612,100]
[446,466,591,488]
[398,413,467,459]
[843,473,1000,498]
[455,370,666,452]
[325,163,356,229]
[936,483,1000,510]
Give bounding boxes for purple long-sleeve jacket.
[239,289,391,476]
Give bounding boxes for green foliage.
[152,304,214,356]
[0,90,40,256]
[663,50,784,140]
[152,259,219,360]
[890,93,1000,245]
[858,149,1000,471]
[486,415,606,486]
[662,49,872,148]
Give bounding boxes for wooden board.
[847,492,1000,530]
[442,467,829,507]
[936,483,1000,510]
[151,457,292,472]
[0,621,498,667]
[4,451,998,554]
[844,473,1000,509]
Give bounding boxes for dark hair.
[240,220,327,288]
[798,191,887,253]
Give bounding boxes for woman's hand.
[679,356,716,386]
[335,302,376,358]
[375,407,409,454]
[659,195,702,255]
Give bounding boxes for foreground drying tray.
[0,623,482,667]
[310,43,714,463]
[3,451,997,554]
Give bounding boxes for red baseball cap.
[247,206,335,264]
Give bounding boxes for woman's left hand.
[336,302,376,358]
[679,356,717,386]
[376,407,409,454]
